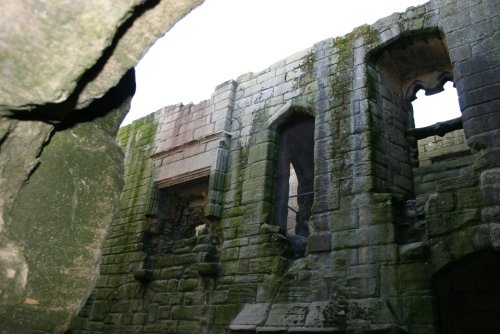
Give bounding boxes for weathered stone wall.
[73,0,499,333]
[417,129,469,166]
[0,1,203,332]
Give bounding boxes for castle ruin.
[0,0,498,333]
[71,1,500,333]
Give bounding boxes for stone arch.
[272,106,315,256]
[405,71,455,102]
[266,102,315,130]
[433,249,500,334]
[368,28,457,195]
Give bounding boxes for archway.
[274,113,315,256]
[435,250,500,333]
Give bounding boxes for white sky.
[123,0,461,128]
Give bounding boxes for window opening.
[143,176,209,268]
[412,82,461,128]
[411,82,468,167]
[275,113,314,257]
[368,31,472,245]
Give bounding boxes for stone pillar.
[443,0,500,245]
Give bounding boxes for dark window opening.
[435,250,500,334]
[275,113,314,257]
[143,176,209,268]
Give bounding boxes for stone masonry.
[72,0,500,333]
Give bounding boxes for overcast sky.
[123,0,461,127]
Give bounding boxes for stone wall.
[417,129,469,166]
[73,0,500,333]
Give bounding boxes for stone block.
[265,303,309,327]
[177,320,201,334]
[273,81,295,97]
[227,283,257,304]
[399,242,427,262]
[426,192,455,214]
[158,266,184,280]
[184,292,204,305]
[214,89,235,104]
[256,283,280,303]
[307,232,332,253]
[253,87,274,104]
[147,303,158,323]
[331,209,359,231]
[171,306,195,321]
[456,187,481,209]
[346,298,394,326]
[248,160,274,179]
[157,306,172,321]
[380,265,398,298]
[152,293,170,306]
[358,244,398,264]
[244,83,263,98]
[248,143,273,164]
[214,79,236,94]
[261,74,286,91]
[230,303,270,327]
[436,175,477,191]
[480,168,500,206]
[358,202,393,226]
[193,123,215,140]
[345,264,380,298]
[223,259,249,276]
[483,205,500,222]
[460,83,500,112]
[489,223,500,251]
[166,279,179,291]
[131,313,146,325]
[223,237,249,248]
[208,291,228,305]
[215,304,240,325]
[239,244,282,259]
[249,256,286,274]
[426,208,480,237]
[330,248,358,268]
[221,247,239,260]
[304,301,344,328]
[309,211,331,233]
[256,70,277,83]
[464,108,500,136]
[168,293,183,305]
[332,224,395,249]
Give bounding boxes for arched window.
[368,30,457,196]
[274,113,314,256]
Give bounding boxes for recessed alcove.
[274,113,315,257]
[435,250,500,334]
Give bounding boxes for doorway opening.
[435,250,500,334]
[274,113,314,257]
